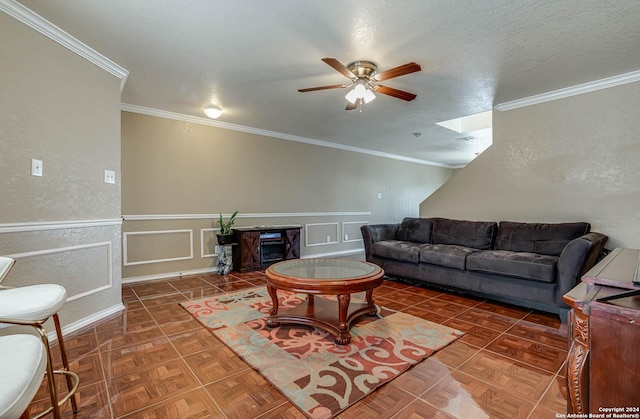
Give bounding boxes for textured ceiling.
[17,0,640,167]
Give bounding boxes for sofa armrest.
[361,224,399,261]
[556,232,608,301]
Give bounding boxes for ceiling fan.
[298,58,421,110]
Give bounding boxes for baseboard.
[123,250,366,284]
[123,267,217,284]
[49,303,125,342]
[302,249,366,259]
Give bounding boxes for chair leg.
[53,313,78,413]
[35,325,62,419]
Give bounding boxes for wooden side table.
[563,248,640,414]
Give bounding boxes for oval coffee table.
[265,258,384,345]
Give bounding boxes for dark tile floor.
[28,270,570,418]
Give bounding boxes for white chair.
[0,334,47,419]
[0,256,79,419]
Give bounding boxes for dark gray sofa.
[361,217,608,321]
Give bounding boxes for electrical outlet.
[377,193,382,199]
[31,159,43,176]
[104,170,116,184]
[344,234,349,241]
[326,235,331,243]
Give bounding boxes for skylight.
[436,110,492,133]
[436,110,493,163]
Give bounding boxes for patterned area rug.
[181,287,462,418]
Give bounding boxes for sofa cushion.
[419,244,479,270]
[371,240,422,263]
[466,250,558,283]
[397,217,433,243]
[495,221,590,256]
[431,218,497,250]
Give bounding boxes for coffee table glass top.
[270,259,379,280]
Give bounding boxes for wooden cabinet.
[563,248,640,414]
[589,299,640,409]
[235,230,260,272]
[285,228,300,260]
[233,226,301,272]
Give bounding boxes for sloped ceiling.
[16,0,640,167]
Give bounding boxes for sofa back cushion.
[431,218,497,250]
[495,221,590,256]
[397,217,433,243]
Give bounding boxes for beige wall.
[122,112,453,280]
[0,12,123,331]
[420,81,640,249]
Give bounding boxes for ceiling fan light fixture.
[345,82,375,104]
[344,88,358,104]
[362,87,376,104]
[204,105,223,119]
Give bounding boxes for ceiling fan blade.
[298,84,347,92]
[322,57,357,79]
[345,101,358,111]
[374,85,417,101]
[372,62,421,81]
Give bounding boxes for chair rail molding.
[122,211,372,221]
[0,219,122,234]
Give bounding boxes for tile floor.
[28,269,570,418]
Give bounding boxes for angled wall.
[420,80,640,249]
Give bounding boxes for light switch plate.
[104,170,116,184]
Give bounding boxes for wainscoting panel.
[7,242,112,301]
[123,229,193,266]
[0,221,122,335]
[122,212,370,281]
[305,223,340,247]
[200,228,220,258]
[342,221,368,243]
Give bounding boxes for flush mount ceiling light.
[204,105,223,119]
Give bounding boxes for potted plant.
[216,210,238,245]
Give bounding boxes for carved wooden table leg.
[266,285,280,327]
[336,294,351,345]
[566,308,590,414]
[365,289,377,316]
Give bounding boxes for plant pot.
[216,233,235,245]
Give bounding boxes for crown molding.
[120,103,452,168]
[495,70,640,111]
[1,0,129,91]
